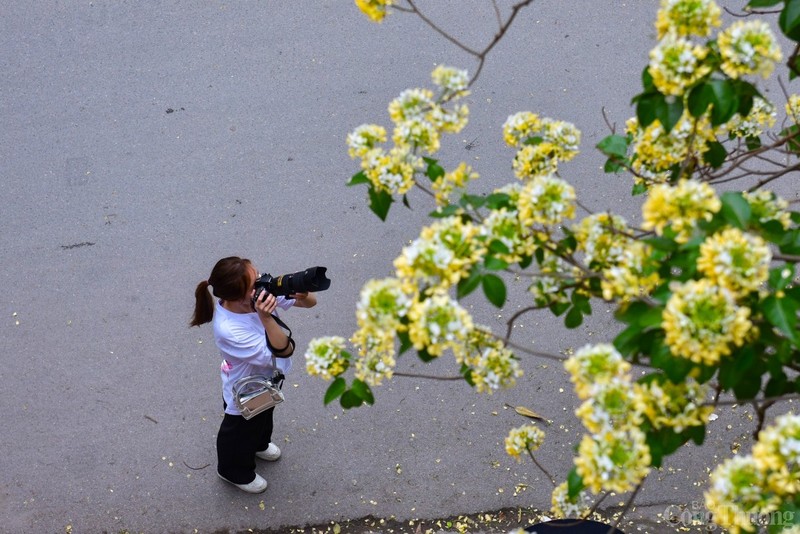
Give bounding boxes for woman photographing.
[190,256,317,493]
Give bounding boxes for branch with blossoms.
[304,0,800,531]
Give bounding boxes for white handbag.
[232,371,285,420]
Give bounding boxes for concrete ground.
[1,2,791,533]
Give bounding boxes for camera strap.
[265,313,295,357]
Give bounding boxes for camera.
[253,266,331,300]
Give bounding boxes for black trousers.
[216,404,274,484]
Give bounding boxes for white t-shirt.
[213,297,295,415]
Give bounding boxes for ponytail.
[190,256,253,327]
[190,280,214,327]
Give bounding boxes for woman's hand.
[253,290,280,319]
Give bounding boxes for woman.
[190,256,317,493]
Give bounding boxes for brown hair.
[190,256,253,327]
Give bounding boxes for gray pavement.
[0,2,785,533]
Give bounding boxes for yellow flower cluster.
[744,190,792,229]
[751,413,800,494]
[503,111,543,147]
[662,279,752,365]
[455,327,522,394]
[642,179,721,243]
[575,427,652,494]
[347,124,387,159]
[431,64,470,97]
[432,162,478,206]
[574,213,632,269]
[626,111,715,185]
[706,414,800,534]
[528,248,574,308]
[479,207,537,264]
[392,116,440,153]
[504,112,580,181]
[354,0,392,23]
[697,227,771,295]
[359,146,420,195]
[572,213,660,301]
[564,344,631,400]
[648,32,711,96]
[351,328,396,386]
[394,216,485,294]
[601,241,662,301]
[787,94,800,122]
[575,377,641,434]
[505,424,545,461]
[550,481,593,520]
[355,277,411,332]
[347,278,413,386]
[346,66,470,196]
[407,290,473,357]
[634,377,713,432]
[655,0,721,39]
[718,20,782,80]
[305,336,349,380]
[724,96,776,139]
[566,345,712,495]
[517,174,576,227]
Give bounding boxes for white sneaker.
[255,443,281,461]
[217,472,268,494]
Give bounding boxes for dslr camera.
[253,266,331,302]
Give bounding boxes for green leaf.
[762,295,800,343]
[567,467,585,498]
[367,185,393,221]
[780,0,800,40]
[636,92,662,128]
[457,268,482,299]
[482,274,506,308]
[720,191,752,229]
[597,135,629,158]
[565,306,584,328]
[324,377,347,405]
[642,66,656,93]
[613,323,643,356]
[733,371,763,399]
[688,82,713,118]
[604,158,625,173]
[350,379,375,405]
[485,192,512,210]
[571,292,592,315]
[747,0,782,6]
[719,347,755,390]
[781,125,800,154]
[340,389,364,409]
[687,425,705,446]
[549,300,571,317]
[632,182,648,196]
[484,256,508,271]
[708,80,739,126]
[423,157,445,182]
[656,95,684,132]
[398,331,413,355]
[703,141,727,168]
[461,194,487,209]
[769,265,795,290]
[417,347,436,363]
[429,204,461,218]
[347,171,369,186]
